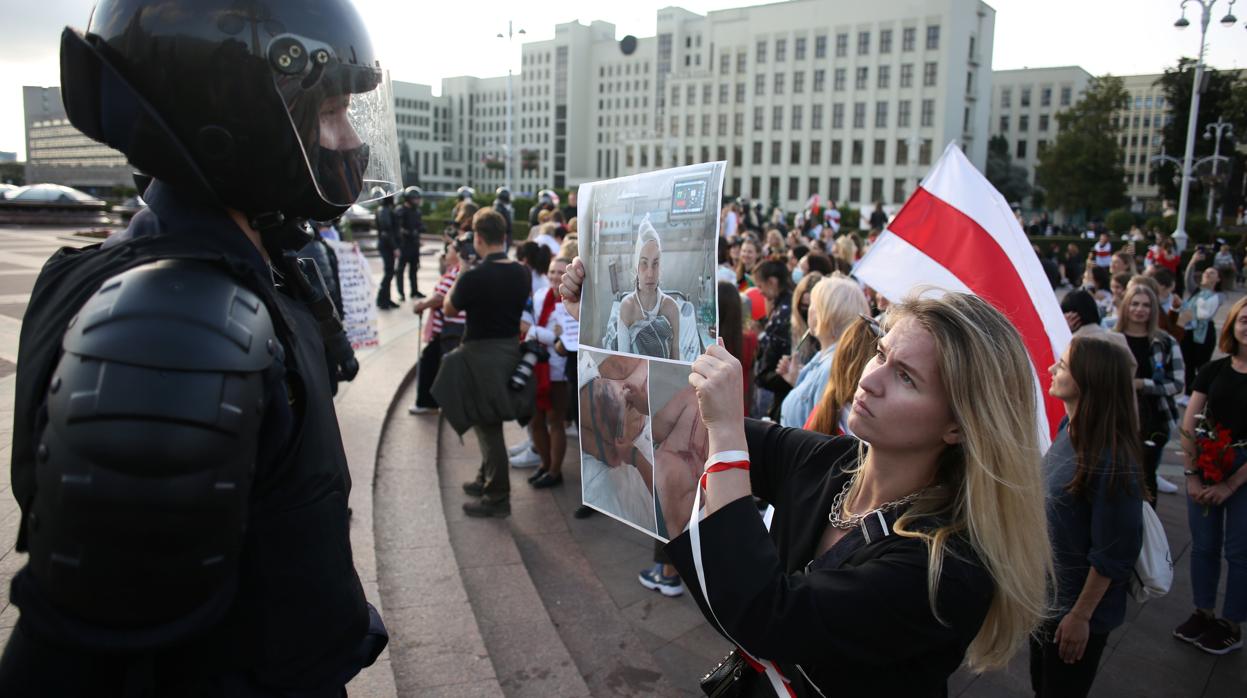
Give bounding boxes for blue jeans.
[1187,482,1247,622]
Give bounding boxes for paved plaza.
[0,225,1242,696]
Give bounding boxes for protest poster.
[576,162,724,541]
[327,239,380,351]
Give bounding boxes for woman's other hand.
[690,342,745,433]
[560,256,585,320]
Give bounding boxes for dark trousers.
[395,237,420,298]
[376,238,396,306]
[1141,433,1167,507]
[415,334,460,408]
[1180,323,1216,395]
[473,422,509,501]
[1028,620,1110,698]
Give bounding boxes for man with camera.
[433,209,533,517]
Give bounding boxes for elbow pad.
[27,260,277,641]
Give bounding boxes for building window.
[1001,87,1012,109]
[874,101,889,128]
[671,116,679,136]
[900,64,913,88]
[1019,115,1029,132]
[757,40,767,63]
[855,67,869,90]
[871,178,884,203]
[893,178,906,204]
[791,141,801,164]
[829,176,841,200]
[1020,87,1031,107]
[919,138,933,165]
[734,112,744,136]
[686,114,694,134]
[795,37,806,60]
[923,62,937,87]
[813,69,826,92]
[896,138,909,164]
[897,100,911,127]
[850,177,862,202]
[902,27,916,52]
[1060,86,1072,106]
[688,84,697,104]
[788,177,799,199]
[1016,140,1027,159]
[703,84,712,104]
[720,53,731,74]
[1039,114,1049,131]
[702,114,711,136]
[811,141,822,164]
[880,29,893,54]
[878,65,891,89]
[718,114,728,136]
[737,52,747,73]
[831,141,843,165]
[774,73,785,94]
[1040,87,1052,107]
[835,33,848,57]
[873,139,886,165]
[833,68,846,91]
[671,87,680,106]
[812,104,824,129]
[794,71,805,93]
[792,105,803,130]
[752,141,763,164]
[853,102,866,129]
[776,38,787,62]
[755,73,766,96]
[857,31,870,55]
[771,140,782,164]
[1000,115,1009,131]
[736,83,746,103]
[769,177,780,201]
[851,139,864,165]
[832,103,845,129]
[754,106,764,130]
[926,25,940,50]
[920,99,934,127]
[772,105,783,130]
[815,35,826,58]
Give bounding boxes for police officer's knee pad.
[28,259,277,633]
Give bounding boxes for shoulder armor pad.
[63,258,279,371]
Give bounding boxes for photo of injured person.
[648,360,709,542]
[577,162,725,364]
[577,349,658,536]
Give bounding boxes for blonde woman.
[674,292,1052,696]
[776,276,870,428]
[616,217,680,359]
[788,271,825,364]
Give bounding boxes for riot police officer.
[375,194,400,309]
[0,0,392,694]
[529,188,559,227]
[395,185,425,300]
[493,185,514,249]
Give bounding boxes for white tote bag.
[1130,502,1173,603]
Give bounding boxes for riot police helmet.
[537,188,560,206]
[494,186,512,204]
[403,186,423,202]
[59,0,402,224]
[456,186,476,201]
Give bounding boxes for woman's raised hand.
[560,256,585,320]
[689,341,745,433]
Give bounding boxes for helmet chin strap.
[249,211,314,260]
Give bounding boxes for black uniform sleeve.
[666,497,994,667]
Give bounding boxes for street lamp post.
[1203,116,1234,223]
[1171,0,1237,252]
[496,21,526,194]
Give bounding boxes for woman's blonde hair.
[1113,283,1160,340]
[808,276,869,340]
[861,292,1052,671]
[789,271,825,343]
[805,317,877,435]
[833,235,858,266]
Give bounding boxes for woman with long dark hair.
[1033,337,1144,697]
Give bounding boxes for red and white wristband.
[699,450,751,490]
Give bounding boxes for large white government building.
[395,0,996,211]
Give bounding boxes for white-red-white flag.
[854,143,1071,448]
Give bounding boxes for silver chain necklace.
[827,475,928,530]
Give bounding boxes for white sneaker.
[509,447,541,469]
[1157,476,1179,494]
[408,405,438,415]
[507,439,532,458]
[1176,394,1190,407]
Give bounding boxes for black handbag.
[699,649,750,698]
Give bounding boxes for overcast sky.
[3,0,1245,160]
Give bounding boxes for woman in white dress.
[617,217,681,360]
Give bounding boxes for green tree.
[1152,59,1244,213]
[985,134,1032,205]
[1035,75,1129,219]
